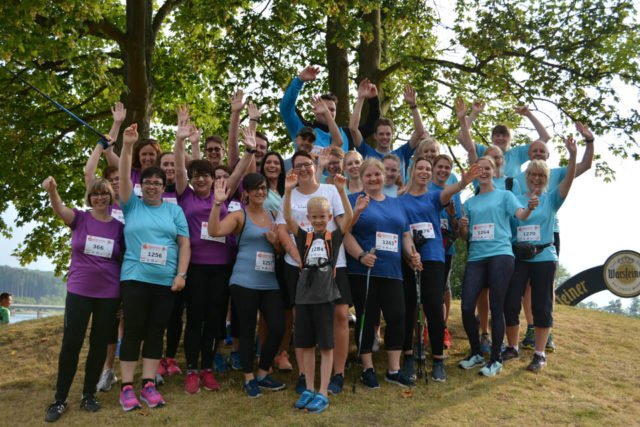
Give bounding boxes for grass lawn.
[1,303,639,426]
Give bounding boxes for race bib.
[111,208,125,224]
[471,223,495,241]
[228,201,242,212]
[310,145,323,155]
[517,225,541,242]
[410,222,435,239]
[84,235,114,258]
[298,220,314,233]
[133,183,142,198]
[308,239,328,261]
[140,243,168,265]
[440,218,449,231]
[375,231,399,252]
[200,222,225,243]
[255,251,275,272]
[163,197,177,204]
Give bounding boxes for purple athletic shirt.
[177,186,236,265]
[67,209,124,298]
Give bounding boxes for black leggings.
[120,281,175,361]
[505,261,557,328]
[350,275,404,353]
[165,290,184,358]
[402,261,446,357]
[461,255,514,362]
[55,292,119,401]
[230,285,285,374]
[184,264,231,370]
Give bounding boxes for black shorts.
[282,264,351,308]
[294,302,336,350]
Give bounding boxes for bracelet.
[250,118,259,122]
[585,138,594,144]
[357,250,368,262]
[409,104,418,110]
[246,148,257,154]
[214,202,223,207]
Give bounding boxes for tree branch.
[85,19,126,48]
[152,0,186,42]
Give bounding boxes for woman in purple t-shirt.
[42,176,124,423]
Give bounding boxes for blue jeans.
[461,255,514,362]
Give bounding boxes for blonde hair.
[307,196,330,212]
[483,145,504,176]
[525,160,550,192]
[359,158,385,180]
[415,137,440,158]
[343,150,363,169]
[477,155,497,170]
[85,178,115,207]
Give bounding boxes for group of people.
[41,65,594,422]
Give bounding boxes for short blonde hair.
[416,138,440,157]
[85,178,115,207]
[525,160,550,192]
[307,196,330,212]
[343,150,363,169]
[359,158,385,180]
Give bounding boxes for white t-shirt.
[276,184,346,268]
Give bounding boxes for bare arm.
[349,79,374,148]
[312,96,344,148]
[282,172,300,237]
[42,177,75,226]
[515,106,550,143]
[171,235,190,292]
[575,122,594,177]
[515,195,539,221]
[333,174,353,234]
[174,109,200,196]
[559,135,578,199]
[228,90,245,167]
[104,102,126,167]
[440,164,480,205]
[402,231,422,271]
[455,97,477,162]
[208,180,243,236]
[118,124,138,204]
[404,85,426,149]
[226,127,256,198]
[84,142,105,188]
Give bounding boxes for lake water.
[9,312,62,324]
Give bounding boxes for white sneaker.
[479,360,503,377]
[96,368,117,392]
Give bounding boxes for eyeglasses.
[90,192,110,198]
[142,181,164,187]
[206,146,224,153]
[250,185,268,193]
[293,162,314,170]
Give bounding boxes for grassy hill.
[1,303,639,426]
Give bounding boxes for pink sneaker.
[166,358,182,376]
[140,381,165,408]
[184,371,201,394]
[119,385,141,412]
[156,358,168,377]
[200,369,220,391]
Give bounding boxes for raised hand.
[240,126,256,150]
[177,104,190,124]
[575,122,594,141]
[311,96,329,118]
[527,195,539,211]
[354,194,370,213]
[471,100,485,115]
[454,97,467,119]
[514,105,531,116]
[263,224,279,246]
[176,110,196,141]
[357,78,371,98]
[461,163,481,185]
[333,173,346,190]
[247,102,261,121]
[231,89,246,113]
[285,171,298,192]
[317,147,330,169]
[111,102,126,124]
[42,176,57,192]
[404,84,417,106]
[460,216,469,228]
[213,178,229,203]
[299,65,320,82]
[123,124,138,147]
[564,134,577,156]
[365,82,378,98]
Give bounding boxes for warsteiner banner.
[555,250,640,305]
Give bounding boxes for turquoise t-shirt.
[477,144,530,177]
[515,167,567,233]
[120,196,190,286]
[512,189,564,262]
[464,189,524,262]
[264,189,282,217]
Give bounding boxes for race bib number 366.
[140,243,168,265]
[471,223,495,241]
[375,231,398,252]
[84,235,114,258]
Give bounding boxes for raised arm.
[42,177,75,226]
[118,124,138,204]
[280,66,320,143]
[177,104,201,165]
[456,99,484,143]
[440,164,480,205]
[404,85,426,149]
[312,96,344,148]
[515,105,550,143]
[226,127,256,198]
[559,135,578,199]
[228,90,245,167]
[333,174,353,234]
[248,102,261,136]
[575,121,595,177]
[208,179,243,237]
[455,97,477,163]
[315,147,330,182]
[282,172,300,237]
[84,136,113,188]
[349,79,375,147]
[104,102,126,167]
[175,109,200,196]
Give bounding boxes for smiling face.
[412,159,432,187]
[344,153,362,180]
[374,125,393,152]
[528,140,549,161]
[141,174,165,205]
[262,154,282,181]
[306,205,332,233]
[296,134,315,152]
[526,161,550,196]
[106,171,120,199]
[327,154,343,177]
[159,153,176,184]
[205,140,225,165]
[491,130,511,152]
[433,158,452,186]
[362,164,385,193]
[383,158,400,186]
[485,147,504,177]
[255,136,268,166]
[246,182,268,205]
[477,158,495,185]
[214,168,230,187]
[191,171,213,196]
[138,145,158,170]
[292,155,316,184]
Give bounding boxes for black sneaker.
[527,353,547,372]
[80,394,101,412]
[501,346,520,362]
[327,373,344,395]
[400,356,416,381]
[432,360,446,382]
[45,400,68,422]
[294,374,307,395]
[384,370,415,388]
[361,368,380,389]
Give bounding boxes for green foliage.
[0,265,66,303]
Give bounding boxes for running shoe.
[479,360,503,377]
[432,360,446,382]
[96,368,117,392]
[305,393,330,413]
[244,379,262,398]
[140,381,165,408]
[546,334,556,353]
[184,371,200,394]
[521,326,535,350]
[458,353,485,370]
[200,369,220,391]
[400,356,416,381]
[501,346,520,362]
[385,370,415,388]
[119,385,141,412]
[443,327,453,349]
[156,358,168,377]
[44,400,67,422]
[228,351,242,371]
[480,333,492,355]
[527,353,547,372]
[274,350,293,371]
[214,353,229,373]
[257,375,285,391]
[80,394,101,412]
[361,368,380,389]
[165,358,182,376]
[327,373,344,395]
[294,390,315,410]
[295,374,307,395]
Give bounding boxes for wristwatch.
[357,250,368,262]
[246,148,257,154]
[177,272,188,280]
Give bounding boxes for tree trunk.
[357,8,387,123]
[326,14,350,127]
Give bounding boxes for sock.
[121,382,133,391]
[513,345,519,351]
[256,374,266,381]
[535,351,545,357]
[388,370,399,375]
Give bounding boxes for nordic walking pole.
[352,247,376,393]
[412,247,426,382]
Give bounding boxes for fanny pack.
[512,242,552,260]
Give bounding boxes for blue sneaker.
[293,389,315,410]
[295,374,306,395]
[458,353,485,370]
[214,353,229,373]
[257,375,285,391]
[228,351,242,371]
[479,360,503,377]
[480,333,491,355]
[305,393,329,413]
[361,368,380,389]
[327,373,344,395]
[244,379,262,398]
